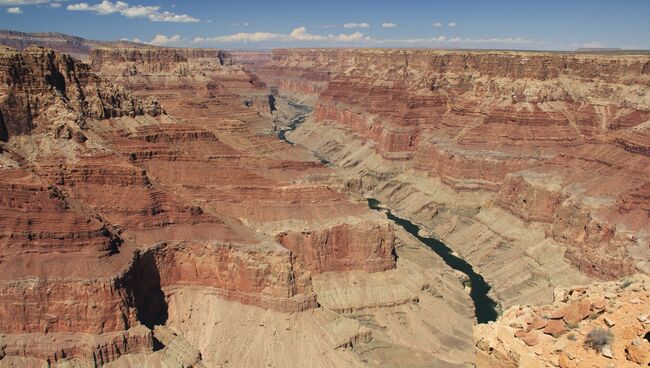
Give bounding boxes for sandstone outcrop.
[90,46,275,115]
[474,274,650,368]
[3,36,647,368]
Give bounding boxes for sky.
[1,0,649,50]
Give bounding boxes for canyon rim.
[0,1,649,367]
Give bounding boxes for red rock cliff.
[258,48,650,279]
[0,45,162,142]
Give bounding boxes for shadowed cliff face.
[0,110,7,142]
[244,48,650,281]
[126,250,169,329]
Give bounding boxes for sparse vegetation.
[584,327,612,352]
[566,322,580,330]
[567,333,577,341]
[619,279,633,289]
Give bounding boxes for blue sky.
[1,0,649,50]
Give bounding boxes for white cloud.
[67,1,125,14]
[207,31,283,43]
[193,26,368,44]
[382,22,397,28]
[145,26,548,50]
[289,26,325,41]
[343,22,370,29]
[372,35,447,45]
[149,34,181,46]
[369,35,545,48]
[148,10,197,22]
[448,22,456,27]
[6,6,22,12]
[121,4,158,17]
[67,1,199,22]
[432,21,442,27]
[0,0,64,6]
[446,36,533,45]
[336,31,365,41]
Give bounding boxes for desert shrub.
[584,327,612,351]
[567,333,577,341]
[566,322,580,330]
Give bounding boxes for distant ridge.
[0,29,147,60]
[576,47,622,51]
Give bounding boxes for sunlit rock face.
[1,35,648,368]
[0,45,410,366]
[474,275,650,368]
[248,48,650,280]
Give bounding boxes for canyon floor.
[0,34,649,368]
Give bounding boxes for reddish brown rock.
[542,319,566,337]
[0,45,398,365]
[0,326,154,365]
[251,48,650,279]
[275,222,396,273]
[625,343,649,365]
[476,276,650,368]
[521,331,540,346]
[0,45,162,142]
[557,353,575,368]
[592,299,607,311]
[561,300,592,325]
[526,317,549,332]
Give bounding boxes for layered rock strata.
[2,45,450,366]
[0,45,162,142]
[0,29,145,60]
[244,49,650,308]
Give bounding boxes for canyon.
[0,34,648,368]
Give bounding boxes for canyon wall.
[250,48,649,284]
[6,37,646,367]
[0,45,162,142]
[0,45,421,366]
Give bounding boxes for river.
[367,198,498,323]
[275,99,498,323]
[277,101,311,145]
